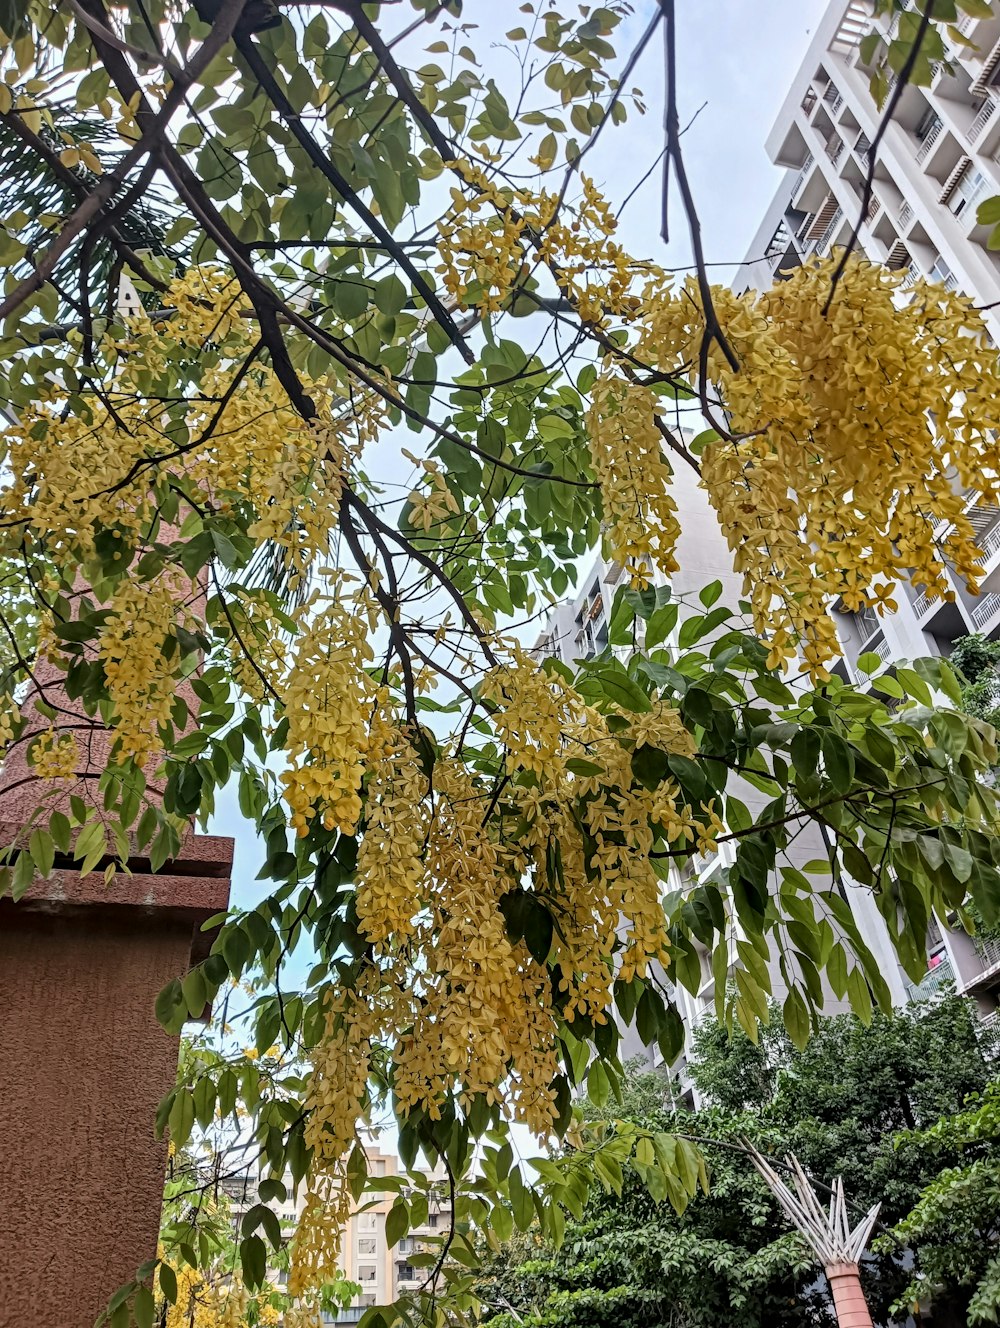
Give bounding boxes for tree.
[691,997,995,1325]
[479,1002,995,1328]
[950,634,1000,731]
[476,1064,829,1328]
[2,2,1000,1324]
[882,1084,1000,1326]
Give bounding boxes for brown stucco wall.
[0,899,205,1328]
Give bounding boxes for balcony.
[823,88,845,118]
[968,97,998,146]
[971,504,1000,595]
[916,115,945,165]
[970,592,1000,632]
[899,199,914,229]
[816,206,844,254]
[790,154,814,203]
[961,935,1000,995]
[832,1,870,55]
[907,954,955,1002]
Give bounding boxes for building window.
[374,1159,386,1176]
[358,1265,377,1283]
[364,1213,377,1230]
[358,1237,376,1255]
[428,1214,438,1229]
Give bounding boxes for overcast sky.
[220,0,829,909]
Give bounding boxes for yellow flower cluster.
[355,700,429,949]
[628,699,698,757]
[283,1303,323,1328]
[436,163,635,321]
[220,589,288,706]
[406,458,460,535]
[288,1178,352,1301]
[0,268,366,595]
[691,258,1000,673]
[0,694,17,752]
[99,575,188,768]
[296,659,723,1219]
[436,161,530,314]
[438,169,1000,671]
[247,421,353,591]
[292,977,384,1297]
[392,756,562,1135]
[280,591,375,836]
[483,646,589,778]
[164,1265,273,1328]
[29,726,79,780]
[586,376,682,588]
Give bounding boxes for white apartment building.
[728,0,1000,1024]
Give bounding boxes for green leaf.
[240,1234,267,1290]
[508,1166,534,1231]
[645,602,679,649]
[782,986,810,1051]
[12,849,35,900]
[385,1199,410,1247]
[159,1263,178,1304]
[699,580,723,607]
[133,1285,155,1328]
[678,606,731,650]
[821,731,855,793]
[168,1089,195,1150]
[155,978,187,1035]
[587,1059,610,1108]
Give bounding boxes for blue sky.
[215,0,827,912]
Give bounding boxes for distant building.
[224,1140,451,1324]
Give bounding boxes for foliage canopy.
[1,1,1000,1324]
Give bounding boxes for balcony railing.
[916,117,944,164]
[866,634,893,666]
[975,935,1000,971]
[816,206,844,253]
[791,155,815,202]
[977,522,1000,565]
[899,200,913,228]
[826,136,846,165]
[971,592,1000,630]
[907,955,955,1001]
[968,98,997,145]
[856,133,871,168]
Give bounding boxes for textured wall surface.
[0,903,198,1328]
